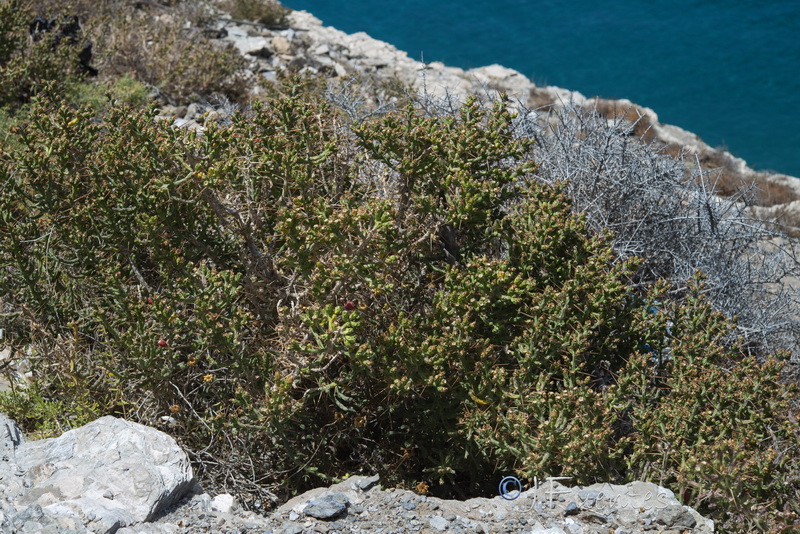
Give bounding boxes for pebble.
[211,494,238,514]
[577,489,599,507]
[271,36,291,55]
[354,475,380,491]
[429,516,450,531]
[654,505,697,529]
[279,523,303,534]
[303,492,349,520]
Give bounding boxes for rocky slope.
[4,5,798,532]
[178,7,800,234]
[1,414,714,533]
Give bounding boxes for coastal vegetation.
[0,0,798,531]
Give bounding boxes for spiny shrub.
[0,0,152,146]
[1,0,250,108]
[99,10,248,104]
[0,88,797,531]
[0,0,89,108]
[0,0,28,64]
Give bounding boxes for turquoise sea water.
[283,0,800,177]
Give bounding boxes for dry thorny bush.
[508,100,800,362]
[216,0,290,27]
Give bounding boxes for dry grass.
[23,0,250,105]
[588,96,800,209]
[752,177,799,207]
[216,0,290,27]
[590,98,658,142]
[527,87,556,111]
[100,14,248,104]
[696,148,800,207]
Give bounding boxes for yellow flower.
[169,404,180,413]
[203,374,214,383]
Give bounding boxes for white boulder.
[0,415,194,533]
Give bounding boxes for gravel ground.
[126,475,713,534]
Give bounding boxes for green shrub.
[0,76,152,150]
[0,88,797,531]
[0,0,29,65]
[99,13,249,104]
[0,0,250,109]
[66,74,152,110]
[615,279,800,530]
[0,0,87,108]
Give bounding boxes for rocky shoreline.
[165,7,800,234]
[1,414,714,533]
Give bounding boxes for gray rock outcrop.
[0,415,715,533]
[268,475,714,534]
[0,415,194,533]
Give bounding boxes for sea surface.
[283,0,800,177]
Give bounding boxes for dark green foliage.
[0,0,250,110]
[0,0,86,108]
[617,279,800,530]
[0,88,797,532]
[0,0,28,64]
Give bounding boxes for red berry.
[344,301,356,311]
[157,339,167,347]
[147,297,153,305]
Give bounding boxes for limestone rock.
[655,504,698,529]
[271,35,292,55]
[429,515,450,530]
[302,491,349,519]
[0,412,24,454]
[0,415,194,533]
[353,474,379,491]
[242,36,271,56]
[210,493,238,514]
[277,475,370,517]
